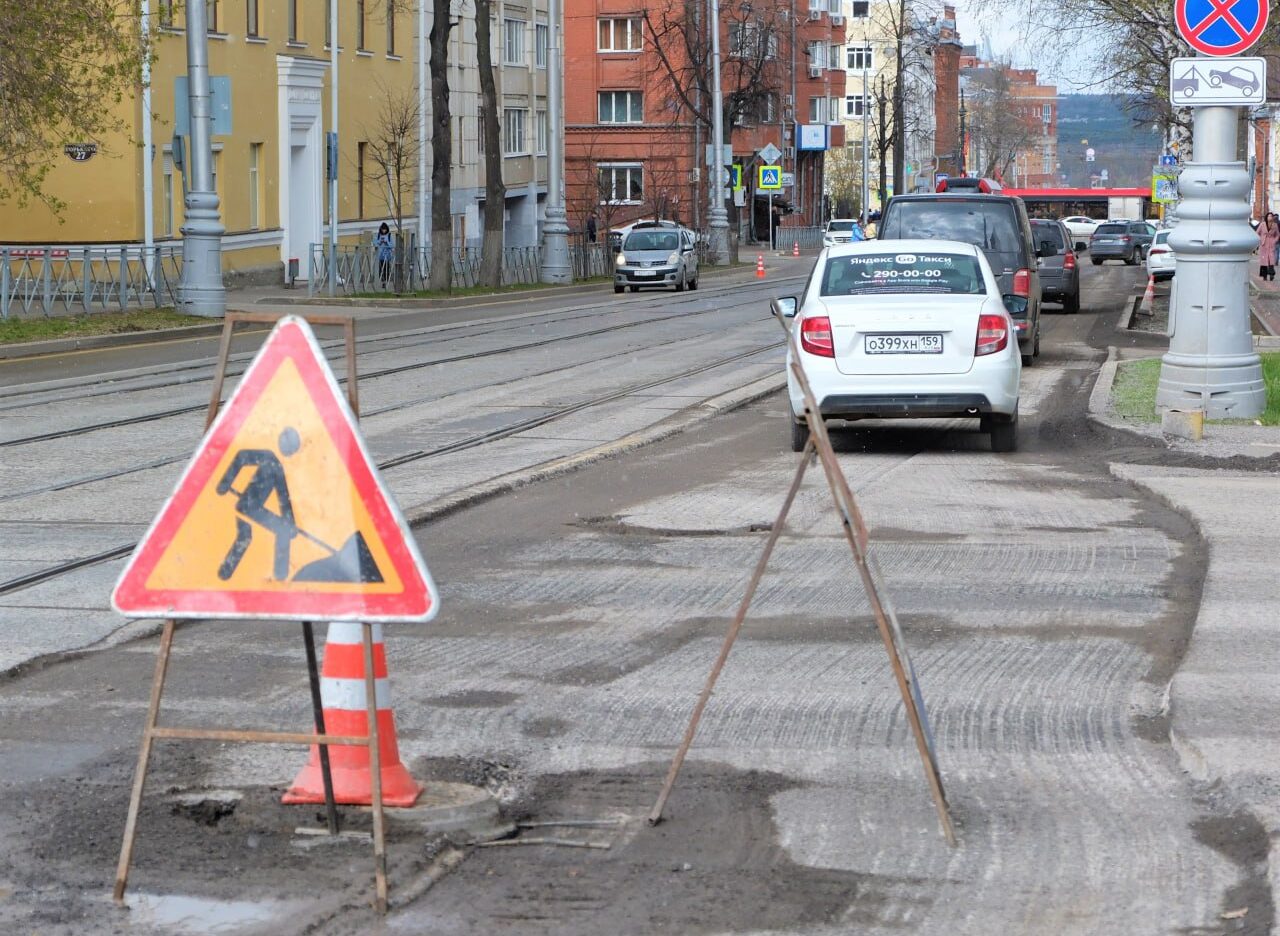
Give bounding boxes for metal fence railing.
[775,226,825,250]
[1,246,183,319]
[308,241,613,296]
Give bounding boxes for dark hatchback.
[1030,219,1080,314]
[877,193,1046,365]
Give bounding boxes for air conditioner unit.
[808,8,823,20]
[808,64,822,77]
[831,14,844,26]
[784,146,796,159]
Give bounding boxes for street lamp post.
[706,0,730,265]
[957,90,966,177]
[540,0,571,283]
[177,0,226,318]
[328,0,338,297]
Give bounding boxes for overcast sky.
[949,0,1098,92]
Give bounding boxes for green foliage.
[1112,354,1280,426]
[0,0,149,212]
[0,308,204,344]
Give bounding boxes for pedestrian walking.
[374,222,394,288]
[1258,213,1279,281]
[586,212,598,244]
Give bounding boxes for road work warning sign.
[113,316,438,622]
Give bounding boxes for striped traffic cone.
[1140,274,1156,314]
[282,622,423,807]
[756,254,766,278]
[792,241,800,257]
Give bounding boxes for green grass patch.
[0,308,208,345]
[1112,353,1280,425]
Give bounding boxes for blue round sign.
[1175,0,1268,57]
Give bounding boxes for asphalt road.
[2,260,1261,935]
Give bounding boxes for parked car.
[607,219,682,252]
[876,191,1046,365]
[776,239,1021,452]
[1146,229,1176,280]
[1061,215,1100,252]
[1089,220,1156,265]
[613,226,699,293]
[1031,218,1081,314]
[823,218,864,247]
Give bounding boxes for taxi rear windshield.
[820,252,986,296]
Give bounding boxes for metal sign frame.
[647,306,956,846]
[113,313,396,914]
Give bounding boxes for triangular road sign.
[113,316,439,623]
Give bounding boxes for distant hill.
[1057,94,1162,188]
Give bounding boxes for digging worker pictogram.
[216,426,301,581]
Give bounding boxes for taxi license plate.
[865,334,943,354]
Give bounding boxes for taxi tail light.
[976,313,1009,356]
[800,316,835,357]
[1063,250,1076,271]
[1012,268,1031,297]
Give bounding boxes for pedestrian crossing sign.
[758,165,783,190]
[112,316,439,623]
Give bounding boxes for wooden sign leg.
[113,620,177,903]
[648,440,813,825]
[302,622,340,835]
[362,623,388,913]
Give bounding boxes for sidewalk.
[1250,270,1280,336]
[1092,308,1280,930]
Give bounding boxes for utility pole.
[540,0,571,282]
[1157,101,1266,418]
[707,0,730,265]
[177,0,225,317]
[417,0,428,258]
[328,0,339,297]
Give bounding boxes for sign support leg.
[648,441,813,825]
[302,621,340,835]
[362,623,388,913]
[113,619,177,904]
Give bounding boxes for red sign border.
[1175,0,1269,57]
[112,317,439,622]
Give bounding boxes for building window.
[535,23,548,67]
[756,93,777,123]
[325,0,331,47]
[356,142,366,218]
[598,163,643,204]
[210,150,220,200]
[851,0,869,16]
[159,0,174,27]
[503,107,527,155]
[162,155,175,236]
[846,44,873,70]
[845,94,871,118]
[208,0,220,32]
[387,4,395,53]
[504,19,525,64]
[828,43,841,69]
[598,90,642,124]
[246,0,259,36]
[808,96,823,123]
[598,17,642,52]
[249,142,262,229]
[288,0,298,41]
[828,96,840,124]
[357,0,366,48]
[728,22,776,59]
[536,109,548,155]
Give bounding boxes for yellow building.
[1,0,417,282]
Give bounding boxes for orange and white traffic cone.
[1140,273,1156,314]
[756,254,766,278]
[792,241,800,257]
[283,622,423,807]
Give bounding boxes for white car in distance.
[1061,216,1100,252]
[776,239,1022,452]
[1146,229,1176,280]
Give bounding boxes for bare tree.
[428,0,455,291]
[361,79,421,292]
[474,0,506,287]
[964,64,1043,181]
[824,145,863,218]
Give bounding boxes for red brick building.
[564,0,844,243]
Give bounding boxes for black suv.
[877,193,1047,365]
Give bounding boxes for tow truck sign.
[1170,56,1266,106]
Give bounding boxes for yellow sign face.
[113,317,438,622]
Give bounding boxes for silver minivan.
[614,227,699,293]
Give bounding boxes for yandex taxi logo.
[112,316,438,622]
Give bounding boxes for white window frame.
[847,44,873,70]
[162,154,175,237]
[598,90,643,124]
[597,17,642,52]
[248,142,261,230]
[808,96,823,123]
[503,107,527,155]
[503,18,525,65]
[536,109,548,155]
[597,162,643,205]
[828,43,841,69]
[845,94,871,118]
[827,96,840,124]
[535,23,548,67]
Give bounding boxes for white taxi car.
[777,239,1021,452]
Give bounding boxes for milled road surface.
[0,261,1267,935]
